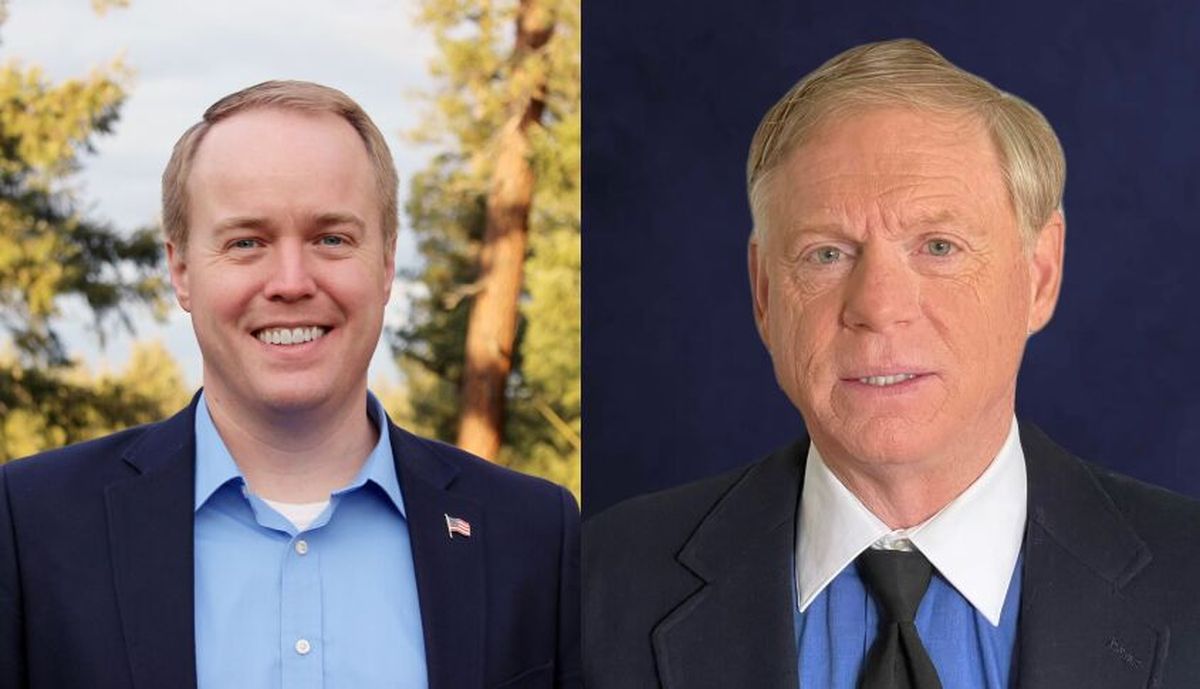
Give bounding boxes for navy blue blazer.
[583,422,1200,688]
[0,397,580,689]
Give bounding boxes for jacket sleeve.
[0,465,28,688]
[555,486,581,689]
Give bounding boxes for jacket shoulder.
[582,459,772,619]
[585,463,753,558]
[395,427,576,517]
[1085,461,1200,553]
[3,421,159,491]
[584,436,806,566]
[1024,421,1200,549]
[1057,450,1200,682]
[582,450,800,688]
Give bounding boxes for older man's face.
[749,107,1063,472]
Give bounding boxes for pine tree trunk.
[456,0,554,460]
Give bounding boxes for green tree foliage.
[0,3,179,463]
[1,341,188,462]
[392,0,580,496]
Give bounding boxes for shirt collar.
[795,417,1026,626]
[193,393,242,512]
[193,390,406,518]
[336,393,406,517]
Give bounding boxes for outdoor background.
[0,0,579,498]
[583,1,1200,516]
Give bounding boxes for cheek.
[926,265,1031,372]
[190,273,256,324]
[976,257,1034,340]
[318,264,391,316]
[767,282,840,392]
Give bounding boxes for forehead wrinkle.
[764,109,1011,241]
[870,144,1015,229]
[791,181,963,242]
[852,165,1002,234]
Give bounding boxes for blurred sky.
[2,0,436,386]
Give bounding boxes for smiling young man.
[0,81,580,689]
[583,40,1200,689]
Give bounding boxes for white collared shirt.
[795,418,1026,626]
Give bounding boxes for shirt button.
[295,638,311,655]
[295,540,309,555]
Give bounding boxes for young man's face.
[168,108,394,417]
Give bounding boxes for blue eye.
[231,238,260,250]
[926,239,955,256]
[811,246,843,264]
[320,235,345,246]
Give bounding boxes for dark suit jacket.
[0,397,580,689]
[583,422,1200,688]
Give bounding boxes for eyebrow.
[907,209,961,229]
[211,212,367,235]
[311,212,366,231]
[785,221,845,238]
[213,216,271,234]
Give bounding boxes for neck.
[202,381,377,503]
[816,413,1013,530]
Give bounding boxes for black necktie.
[856,548,943,689]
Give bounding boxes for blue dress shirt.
[795,556,1021,688]
[193,392,427,689]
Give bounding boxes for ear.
[166,241,192,313]
[382,238,397,302]
[1026,210,1065,335]
[748,233,770,347]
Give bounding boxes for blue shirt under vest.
[193,391,427,689]
[794,555,1021,688]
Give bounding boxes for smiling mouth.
[855,373,920,387]
[254,326,329,346]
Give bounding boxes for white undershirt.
[795,417,1027,626]
[260,497,331,532]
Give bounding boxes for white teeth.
[256,326,327,346]
[859,373,917,387]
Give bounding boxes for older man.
[0,81,580,689]
[584,39,1200,688]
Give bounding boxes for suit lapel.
[651,441,805,689]
[390,425,486,689]
[1016,423,1168,689]
[105,403,199,689]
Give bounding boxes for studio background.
[582,1,1200,517]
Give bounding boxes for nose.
[262,240,317,302]
[841,246,920,332]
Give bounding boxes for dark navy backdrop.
[582,1,1200,517]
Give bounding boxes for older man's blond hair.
[747,38,1065,242]
[162,80,399,252]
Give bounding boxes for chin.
[250,378,342,414]
[844,438,933,467]
[830,416,944,466]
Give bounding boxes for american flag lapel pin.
[445,513,472,539]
